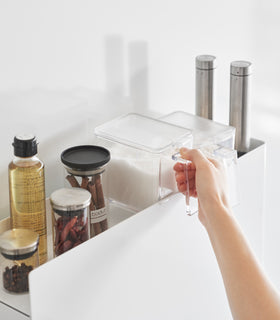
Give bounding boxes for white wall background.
[1,0,280,292]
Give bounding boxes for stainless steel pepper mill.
[229,61,252,155]
[195,55,217,120]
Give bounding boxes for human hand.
[173,148,230,226]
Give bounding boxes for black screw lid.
[61,145,110,171]
[13,134,38,157]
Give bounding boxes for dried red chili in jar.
[50,188,91,257]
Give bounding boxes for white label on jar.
[90,207,107,223]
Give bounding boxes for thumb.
[180,148,208,167]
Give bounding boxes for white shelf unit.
[0,138,265,319]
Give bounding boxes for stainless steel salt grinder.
[195,55,217,120]
[229,61,252,155]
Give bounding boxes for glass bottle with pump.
[8,134,47,265]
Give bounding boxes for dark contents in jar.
[54,213,88,256]
[3,263,33,293]
[66,174,107,236]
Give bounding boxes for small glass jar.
[61,145,110,238]
[0,229,39,293]
[50,188,91,257]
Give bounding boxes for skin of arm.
[174,148,280,320]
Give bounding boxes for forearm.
[205,206,280,320]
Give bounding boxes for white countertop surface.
[29,194,232,320]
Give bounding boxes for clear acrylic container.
[160,111,235,149]
[0,229,39,293]
[162,111,238,215]
[94,113,193,212]
[50,188,91,256]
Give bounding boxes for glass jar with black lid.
[61,145,110,238]
[0,228,39,293]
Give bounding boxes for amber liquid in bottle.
[9,156,47,265]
